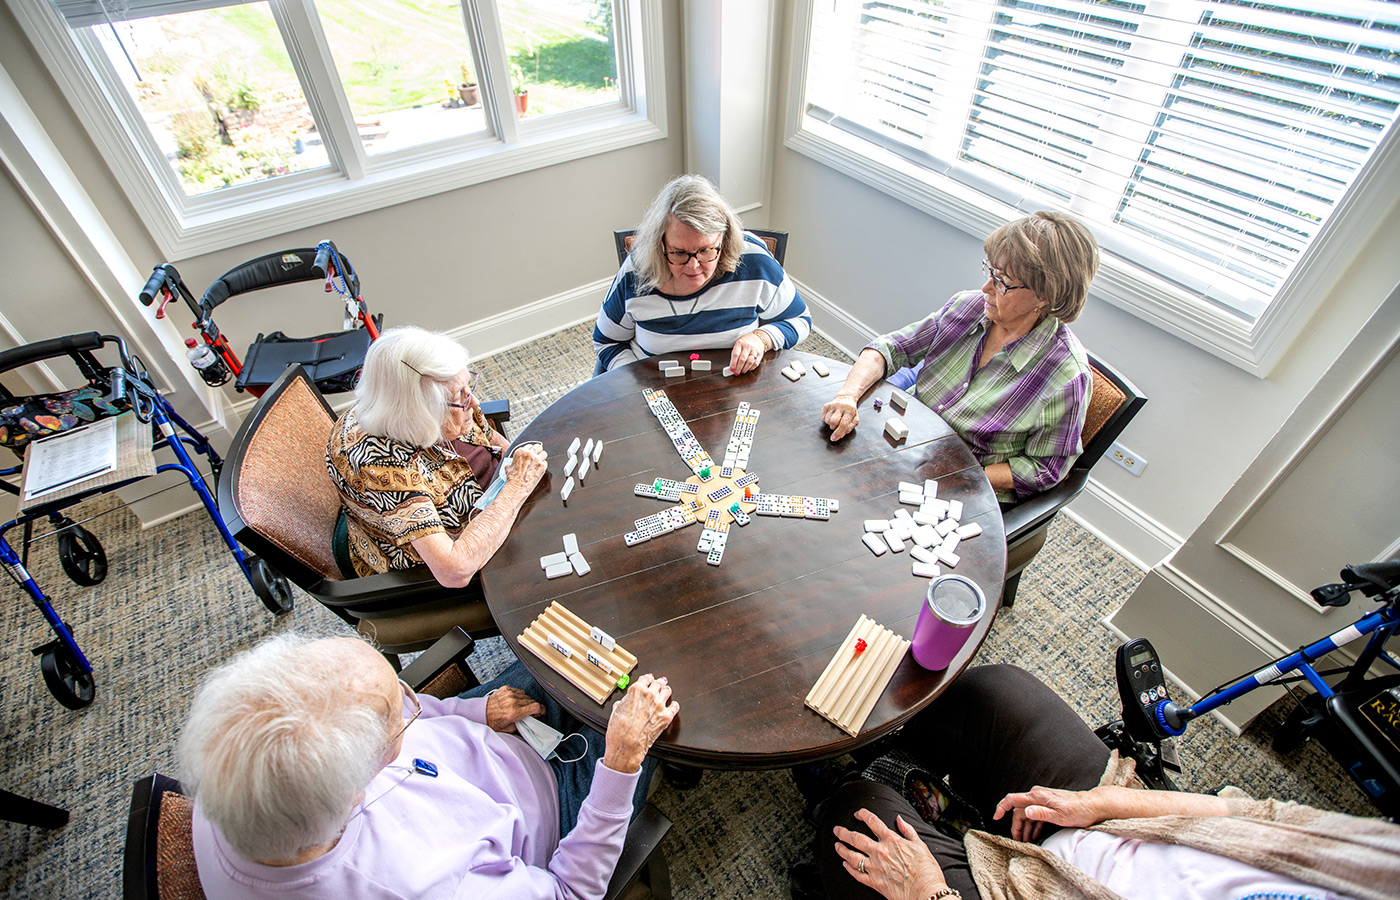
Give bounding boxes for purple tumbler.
[911,575,986,670]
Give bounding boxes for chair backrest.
[613,228,789,267]
[217,364,344,587]
[123,773,203,900]
[1075,353,1146,471]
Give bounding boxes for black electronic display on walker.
[1116,637,1173,743]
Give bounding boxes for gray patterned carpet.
[0,322,1367,900]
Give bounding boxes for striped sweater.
[593,233,810,372]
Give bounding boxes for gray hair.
[354,326,469,447]
[178,634,391,863]
[984,211,1099,324]
[631,174,745,294]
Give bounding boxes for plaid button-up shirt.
[869,290,1090,503]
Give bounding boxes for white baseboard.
[794,277,876,358]
[1065,480,1182,572]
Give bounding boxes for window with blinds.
[802,0,1400,323]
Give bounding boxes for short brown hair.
[984,211,1099,323]
[631,175,745,294]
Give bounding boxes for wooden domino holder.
[805,615,911,736]
[519,602,638,704]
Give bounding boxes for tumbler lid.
[926,575,985,625]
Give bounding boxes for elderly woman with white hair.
[326,326,547,586]
[593,173,811,375]
[182,633,679,899]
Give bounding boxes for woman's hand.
[822,394,860,441]
[504,443,548,492]
[485,686,545,733]
[602,673,679,774]
[729,332,769,374]
[832,810,947,900]
[994,784,1231,842]
[993,785,1114,842]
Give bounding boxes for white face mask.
[514,715,587,763]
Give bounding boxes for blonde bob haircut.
[984,211,1099,324]
[178,634,393,863]
[631,174,746,295]
[353,326,469,447]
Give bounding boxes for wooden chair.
[123,628,673,900]
[613,228,789,266]
[216,364,503,661]
[1001,353,1146,607]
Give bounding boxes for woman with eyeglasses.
[182,633,679,899]
[593,173,811,375]
[326,326,547,586]
[821,212,1098,506]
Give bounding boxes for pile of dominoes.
[860,479,983,578]
[658,355,711,377]
[780,358,831,382]
[642,388,716,478]
[559,436,603,502]
[540,532,591,579]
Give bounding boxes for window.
[17,0,665,255]
[791,0,1400,371]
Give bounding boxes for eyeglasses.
[387,679,420,748]
[663,242,721,266]
[981,259,1029,295]
[444,371,479,410]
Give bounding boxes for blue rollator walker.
[1102,558,1400,820]
[0,332,291,710]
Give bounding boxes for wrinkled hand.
[485,686,545,733]
[993,785,1111,843]
[822,395,860,441]
[729,332,767,374]
[603,673,679,774]
[832,810,947,900]
[504,443,548,491]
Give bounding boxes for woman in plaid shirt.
[821,212,1097,505]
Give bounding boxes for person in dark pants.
[795,664,1400,900]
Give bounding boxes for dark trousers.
[814,664,1111,900]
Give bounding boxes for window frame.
[784,0,1400,376]
[10,0,668,259]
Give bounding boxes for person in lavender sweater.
[821,212,1097,506]
[181,633,678,900]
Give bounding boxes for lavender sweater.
[191,694,639,900]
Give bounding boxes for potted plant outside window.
[509,62,528,115]
[457,61,479,107]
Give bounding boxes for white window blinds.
[804,0,1400,322]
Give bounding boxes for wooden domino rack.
[519,602,637,704]
[805,615,911,736]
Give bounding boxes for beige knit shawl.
[964,754,1400,900]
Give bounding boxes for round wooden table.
[479,348,1005,769]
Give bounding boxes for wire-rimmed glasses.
[981,259,1028,295]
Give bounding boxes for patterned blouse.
[326,406,495,577]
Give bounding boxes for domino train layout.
[626,389,839,565]
[860,479,984,578]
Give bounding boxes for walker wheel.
[39,644,96,710]
[58,525,107,587]
[249,556,294,615]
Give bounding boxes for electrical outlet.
[1109,441,1146,477]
